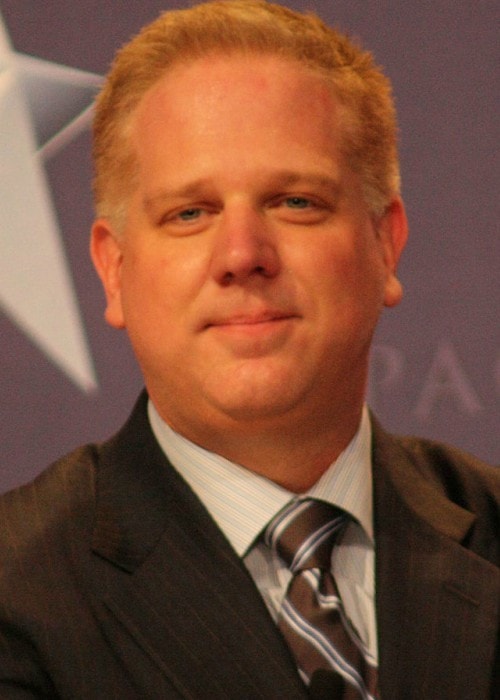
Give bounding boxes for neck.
[158,400,364,493]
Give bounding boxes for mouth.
[205,310,296,330]
[200,309,300,354]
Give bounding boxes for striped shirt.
[148,401,377,662]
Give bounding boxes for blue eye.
[285,197,311,209]
[178,208,202,221]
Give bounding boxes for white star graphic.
[0,12,102,392]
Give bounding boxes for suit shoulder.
[387,432,499,561]
[394,434,499,507]
[372,421,499,563]
[0,443,99,555]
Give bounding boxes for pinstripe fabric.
[0,394,497,698]
[148,402,377,660]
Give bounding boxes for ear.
[90,219,126,329]
[376,197,408,308]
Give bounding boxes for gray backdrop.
[1,0,498,494]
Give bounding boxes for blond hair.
[93,0,400,228]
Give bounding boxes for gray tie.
[265,499,378,699]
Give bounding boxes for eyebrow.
[268,171,341,191]
[142,181,207,218]
[143,170,342,214]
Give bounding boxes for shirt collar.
[148,401,373,557]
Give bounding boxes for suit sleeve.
[0,622,57,698]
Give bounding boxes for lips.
[204,310,296,329]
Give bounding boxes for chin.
[206,383,305,424]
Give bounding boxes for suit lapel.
[89,395,497,698]
[90,393,307,699]
[372,422,499,700]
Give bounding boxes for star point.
[0,11,102,392]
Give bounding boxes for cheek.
[119,244,207,331]
[118,249,169,332]
[310,237,387,317]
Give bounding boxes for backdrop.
[1,0,498,494]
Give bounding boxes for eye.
[177,207,203,221]
[284,196,312,209]
[158,206,206,228]
[157,202,218,235]
[268,192,332,225]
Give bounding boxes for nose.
[209,204,280,286]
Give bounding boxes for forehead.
[131,52,343,139]
[127,56,349,194]
[120,53,366,228]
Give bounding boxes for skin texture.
[91,54,407,491]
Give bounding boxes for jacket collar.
[90,391,308,699]
[371,418,498,699]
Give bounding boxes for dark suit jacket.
[0,392,498,699]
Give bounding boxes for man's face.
[92,54,406,441]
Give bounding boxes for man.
[0,1,498,698]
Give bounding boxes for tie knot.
[265,499,347,573]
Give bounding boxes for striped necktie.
[264,499,378,699]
